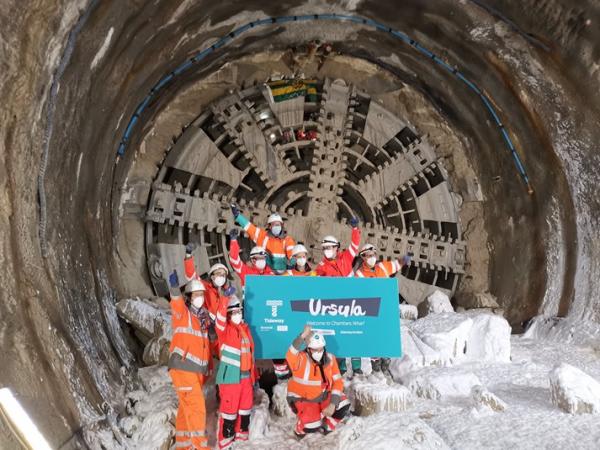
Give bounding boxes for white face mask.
[230,312,243,325]
[254,259,266,270]
[311,350,324,362]
[213,276,226,287]
[192,295,204,309]
[324,248,336,259]
[366,256,377,267]
[271,225,282,236]
[296,257,307,267]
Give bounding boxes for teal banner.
[244,276,402,359]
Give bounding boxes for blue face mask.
[271,225,282,236]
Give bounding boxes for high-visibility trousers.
[217,377,253,449]
[294,393,351,435]
[169,369,209,450]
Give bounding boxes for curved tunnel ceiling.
[1,0,600,447]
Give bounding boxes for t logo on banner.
[266,299,283,317]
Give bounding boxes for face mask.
[324,249,336,259]
[213,276,226,287]
[311,350,324,362]
[366,256,377,267]
[271,225,282,236]
[255,259,266,270]
[296,257,307,267]
[192,295,204,309]
[230,312,243,325]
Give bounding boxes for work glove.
[229,228,239,240]
[350,216,359,227]
[323,403,336,417]
[402,254,412,266]
[231,204,240,218]
[185,242,195,255]
[224,286,236,297]
[169,270,179,288]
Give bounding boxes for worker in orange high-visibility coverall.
[167,271,215,450]
[214,292,256,449]
[231,204,296,273]
[354,243,411,374]
[286,325,351,439]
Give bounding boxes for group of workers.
[167,205,410,449]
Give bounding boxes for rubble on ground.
[549,363,600,414]
[404,368,482,400]
[417,290,454,317]
[471,385,507,412]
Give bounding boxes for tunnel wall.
[1,0,599,446]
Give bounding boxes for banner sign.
[244,275,402,359]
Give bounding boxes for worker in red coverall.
[315,217,361,277]
[315,217,361,374]
[214,291,256,449]
[228,228,290,381]
[227,228,273,286]
[286,324,350,439]
[183,242,232,322]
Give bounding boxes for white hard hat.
[359,243,376,255]
[185,279,205,294]
[307,332,326,349]
[321,235,339,247]
[291,244,308,257]
[250,246,268,257]
[227,295,242,312]
[267,213,283,224]
[208,263,229,276]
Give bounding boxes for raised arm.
[228,231,249,283]
[168,270,187,320]
[286,324,312,370]
[184,243,198,281]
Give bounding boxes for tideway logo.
[266,299,283,317]
[290,297,381,317]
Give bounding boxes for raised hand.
[402,254,412,266]
[169,270,179,288]
[229,228,239,240]
[231,204,240,218]
[185,242,196,255]
[350,216,359,227]
[224,286,236,297]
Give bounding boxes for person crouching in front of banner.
[284,244,317,276]
[167,270,215,450]
[286,324,351,439]
[214,291,256,449]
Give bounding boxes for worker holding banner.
[316,217,362,374]
[356,243,411,373]
[231,204,296,273]
[284,244,317,276]
[228,228,288,380]
[286,324,350,438]
[214,292,256,449]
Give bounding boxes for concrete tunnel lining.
[1,0,599,447]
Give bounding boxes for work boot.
[294,431,306,440]
[371,358,382,372]
[381,358,391,374]
[320,426,332,435]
